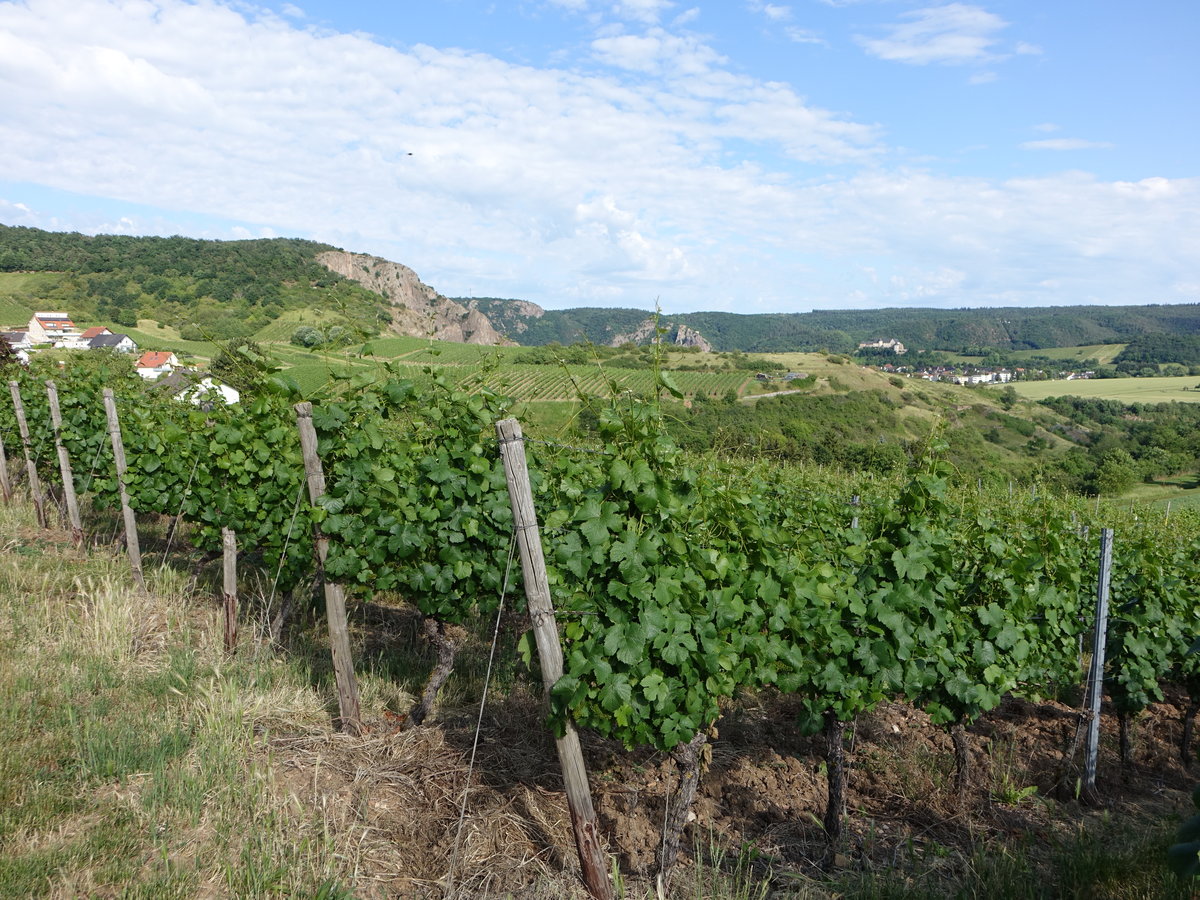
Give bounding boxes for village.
[856,338,1095,386]
[0,311,238,404]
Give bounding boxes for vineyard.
[2,356,1200,897]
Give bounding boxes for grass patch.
[0,503,362,897]
[1011,375,1200,404]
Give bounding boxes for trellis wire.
[265,479,309,616]
[446,527,519,897]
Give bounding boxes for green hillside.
[467,298,1200,353]
[0,224,387,342]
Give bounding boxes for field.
[1010,343,1127,365]
[0,272,58,325]
[1011,374,1200,403]
[1,495,1196,899]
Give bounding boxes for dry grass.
[1,494,1197,899]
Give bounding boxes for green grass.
[0,503,375,898]
[1010,343,1127,365]
[1011,374,1200,404]
[0,272,60,326]
[252,308,368,343]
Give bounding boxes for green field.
[1010,343,1126,365]
[0,272,59,326]
[1011,374,1200,403]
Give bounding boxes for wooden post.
[102,389,145,591]
[294,402,362,735]
[46,381,83,546]
[1083,528,1114,800]
[0,422,11,503]
[222,527,238,654]
[9,381,47,527]
[850,494,860,530]
[496,418,613,900]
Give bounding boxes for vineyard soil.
[1,503,1194,898]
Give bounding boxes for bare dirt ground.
[259,643,1199,899]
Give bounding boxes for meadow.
[1011,374,1200,403]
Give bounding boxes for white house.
[2,331,32,352]
[88,333,138,353]
[152,369,240,406]
[27,312,74,343]
[135,351,180,380]
[50,326,110,350]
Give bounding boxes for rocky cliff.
[316,250,508,345]
[610,318,713,352]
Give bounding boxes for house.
[151,369,240,406]
[135,351,179,380]
[27,312,74,342]
[1,332,32,352]
[55,326,112,350]
[88,333,138,353]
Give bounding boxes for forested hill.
[3,223,1197,352]
[0,224,389,340]
[465,297,1200,353]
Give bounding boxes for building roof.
[137,351,176,369]
[34,312,74,328]
[89,333,134,349]
[80,326,111,339]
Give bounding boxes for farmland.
[1011,374,1200,404]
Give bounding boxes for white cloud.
[672,7,699,26]
[785,27,827,45]
[856,4,1008,66]
[0,0,1194,313]
[1033,122,1059,133]
[968,71,996,84]
[1021,138,1114,151]
[745,1,791,21]
[1015,41,1042,55]
[590,28,725,74]
[613,0,673,25]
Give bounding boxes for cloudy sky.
[1,0,1196,314]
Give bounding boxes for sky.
[1,0,1197,315]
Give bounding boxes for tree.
[210,338,275,394]
[1095,449,1138,495]
[291,325,325,348]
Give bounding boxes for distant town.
[2,311,238,404]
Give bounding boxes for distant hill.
[4,223,1198,354]
[459,297,1200,353]
[0,225,505,346]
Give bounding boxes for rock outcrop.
[610,318,713,352]
[466,298,545,335]
[316,250,508,345]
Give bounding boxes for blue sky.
[1,0,1196,314]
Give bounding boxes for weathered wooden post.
[102,389,145,591]
[9,381,47,527]
[495,417,613,900]
[222,527,238,653]
[46,381,83,545]
[1083,528,1114,801]
[294,402,362,735]
[0,422,11,503]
